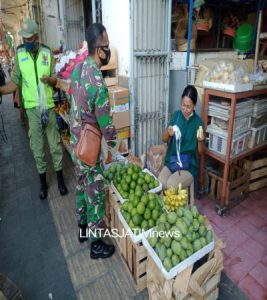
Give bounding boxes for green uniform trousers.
[75,163,105,241]
[26,108,63,174]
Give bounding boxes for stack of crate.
[248,97,267,149]
[101,49,130,154]
[206,98,254,157]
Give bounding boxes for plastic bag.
[206,60,250,85]
[38,82,49,129]
[147,144,167,176]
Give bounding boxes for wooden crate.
[106,188,147,291]
[103,188,111,227]
[207,165,249,205]
[146,241,224,300]
[243,155,267,192]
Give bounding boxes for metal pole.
[130,0,136,154]
[164,0,172,128]
[186,0,194,68]
[254,10,262,72]
[92,0,96,23]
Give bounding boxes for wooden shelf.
[232,141,267,162]
[200,86,267,209]
[204,87,267,99]
[205,141,267,164]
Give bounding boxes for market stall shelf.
[200,87,267,215]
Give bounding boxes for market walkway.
[0,96,76,299]
[0,94,148,299]
[0,94,256,300]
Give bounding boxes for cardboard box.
[112,111,130,129]
[120,138,129,155]
[116,126,131,139]
[108,86,129,112]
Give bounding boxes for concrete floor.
[0,95,253,300]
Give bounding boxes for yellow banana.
[197,126,204,139]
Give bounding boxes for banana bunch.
[163,183,188,211]
[197,126,204,139]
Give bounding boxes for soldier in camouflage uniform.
[70,23,125,259]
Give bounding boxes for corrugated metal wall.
[64,0,84,50]
[130,0,172,156]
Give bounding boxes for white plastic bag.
[38,82,48,111]
[38,82,49,128]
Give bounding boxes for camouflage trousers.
[75,163,105,241]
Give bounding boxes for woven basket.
[174,18,188,38]
[176,20,197,47]
[196,19,210,32]
[223,27,236,38]
[178,38,196,51]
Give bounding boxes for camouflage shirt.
[69,55,119,166]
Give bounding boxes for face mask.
[24,40,36,51]
[98,47,111,66]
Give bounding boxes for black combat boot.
[90,239,115,259]
[56,170,68,196]
[39,172,48,200]
[78,223,88,243]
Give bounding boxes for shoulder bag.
[74,62,102,166]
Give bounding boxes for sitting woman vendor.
[158,85,205,194]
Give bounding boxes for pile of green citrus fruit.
[104,162,160,200]
[120,192,163,235]
[147,206,213,272]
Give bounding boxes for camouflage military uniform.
[69,56,119,241]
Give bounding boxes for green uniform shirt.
[165,110,202,177]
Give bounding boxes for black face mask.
[98,47,111,66]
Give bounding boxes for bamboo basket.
[176,21,197,51]
[178,39,196,51]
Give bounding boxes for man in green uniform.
[0,19,68,200]
[69,23,125,259]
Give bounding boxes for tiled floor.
[197,191,267,300]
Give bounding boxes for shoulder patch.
[16,44,24,50]
[40,44,51,52]
[17,45,26,53]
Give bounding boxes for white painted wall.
[102,0,130,78]
[41,0,63,49]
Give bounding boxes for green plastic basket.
[233,23,253,52]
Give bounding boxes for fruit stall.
[102,160,224,298]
